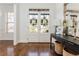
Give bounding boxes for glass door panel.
[40,13,49,33]
[29,13,38,33]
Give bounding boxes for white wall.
[0,3,64,44]
[17,3,64,43]
[0,4,14,40]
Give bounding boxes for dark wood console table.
[50,33,79,54]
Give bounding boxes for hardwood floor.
[0,40,14,56]
[0,40,60,56]
[15,43,51,56]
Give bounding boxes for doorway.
[28,9,50,42]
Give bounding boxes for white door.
[28,9,50,42]
[28,11,39,42]
[39,11,50,42]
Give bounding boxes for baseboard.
[15,42,50,46]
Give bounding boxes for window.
[29,9,49,33]
[29,13,38,32]
[7,12,15,32]
[40,14,49,33]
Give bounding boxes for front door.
[28,9,50,42]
